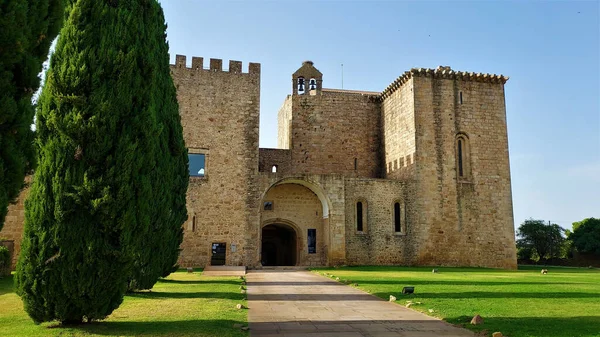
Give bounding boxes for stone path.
[246,270,475,337]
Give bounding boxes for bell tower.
[292,60,323,95]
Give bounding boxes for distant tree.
[0,0,64,231]
[16,0,187,323]
[570,218,600,256]
[516,219,566,262]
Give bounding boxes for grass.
[312,265,600,337]
[0,269,248,336]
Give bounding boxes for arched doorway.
[261,224,297,266]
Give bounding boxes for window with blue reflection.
[189,154,206,177]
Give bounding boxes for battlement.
[381,66,509,100]
[170,55,260,75]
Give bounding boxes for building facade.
[1,56,518,270]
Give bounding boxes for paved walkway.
[246,270,475,337]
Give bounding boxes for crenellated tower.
[170,55,261,267]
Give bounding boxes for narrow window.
[308,229,316,254]
[263,201,273,211]
[458,139,464,177]
[189,153,206,177]
[271,165,278,173]
[459,91,463,104]
[394,202,401,232]
[192,215,196,232]
[354,158,358,171]
[356,202,363,231]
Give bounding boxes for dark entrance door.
[211,242,226,266]
[261,224,297,266]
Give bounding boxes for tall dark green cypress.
[16,0,188,323]
[0,0,64,230]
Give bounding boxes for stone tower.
[381,66,516,268]
[170,55,261,267]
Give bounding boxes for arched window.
[309,78,317,90]
[356,202,363,232]
[271,165,278,173]
[394,202,401,233]
[297,76,305,94]
[456,133,471,180]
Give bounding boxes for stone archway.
[261,223,297,266]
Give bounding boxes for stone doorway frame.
[260,219,302,267]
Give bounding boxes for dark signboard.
[308,229,316,254]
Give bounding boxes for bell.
[298,78,305,91]
[309,79,317,90]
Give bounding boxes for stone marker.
[236,304,244,310]
[186,267,193,273]
[492,332,503,337]
[241,289,246,294]
[541,269,548,274]
[470,314,484,325]
[389,295,397,302]
[428,309,434,313]
[432,269,439,273]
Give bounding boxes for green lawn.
[313,265,600,337]
[0,270,248,336]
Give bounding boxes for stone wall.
[0,177,31,270]
[344,178,418,265]
[259,148,291,174]
[171,55,260,267]
[277,96,292,149]
[381,79,416,180]
[283,92,381,178]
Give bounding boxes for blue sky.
[161,1,599,231]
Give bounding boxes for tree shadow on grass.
[65,319,246,336]
[127,291,244,300]
[373,291,600,299]
[449,315,600,337]
[315,265,599,274]
[0,274,15,296]
[283,279,593,286]
[157,278,240,285]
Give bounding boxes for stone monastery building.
[1,55,518,270]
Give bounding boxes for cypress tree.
[0,0,64,230]
[16,0,188,323]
